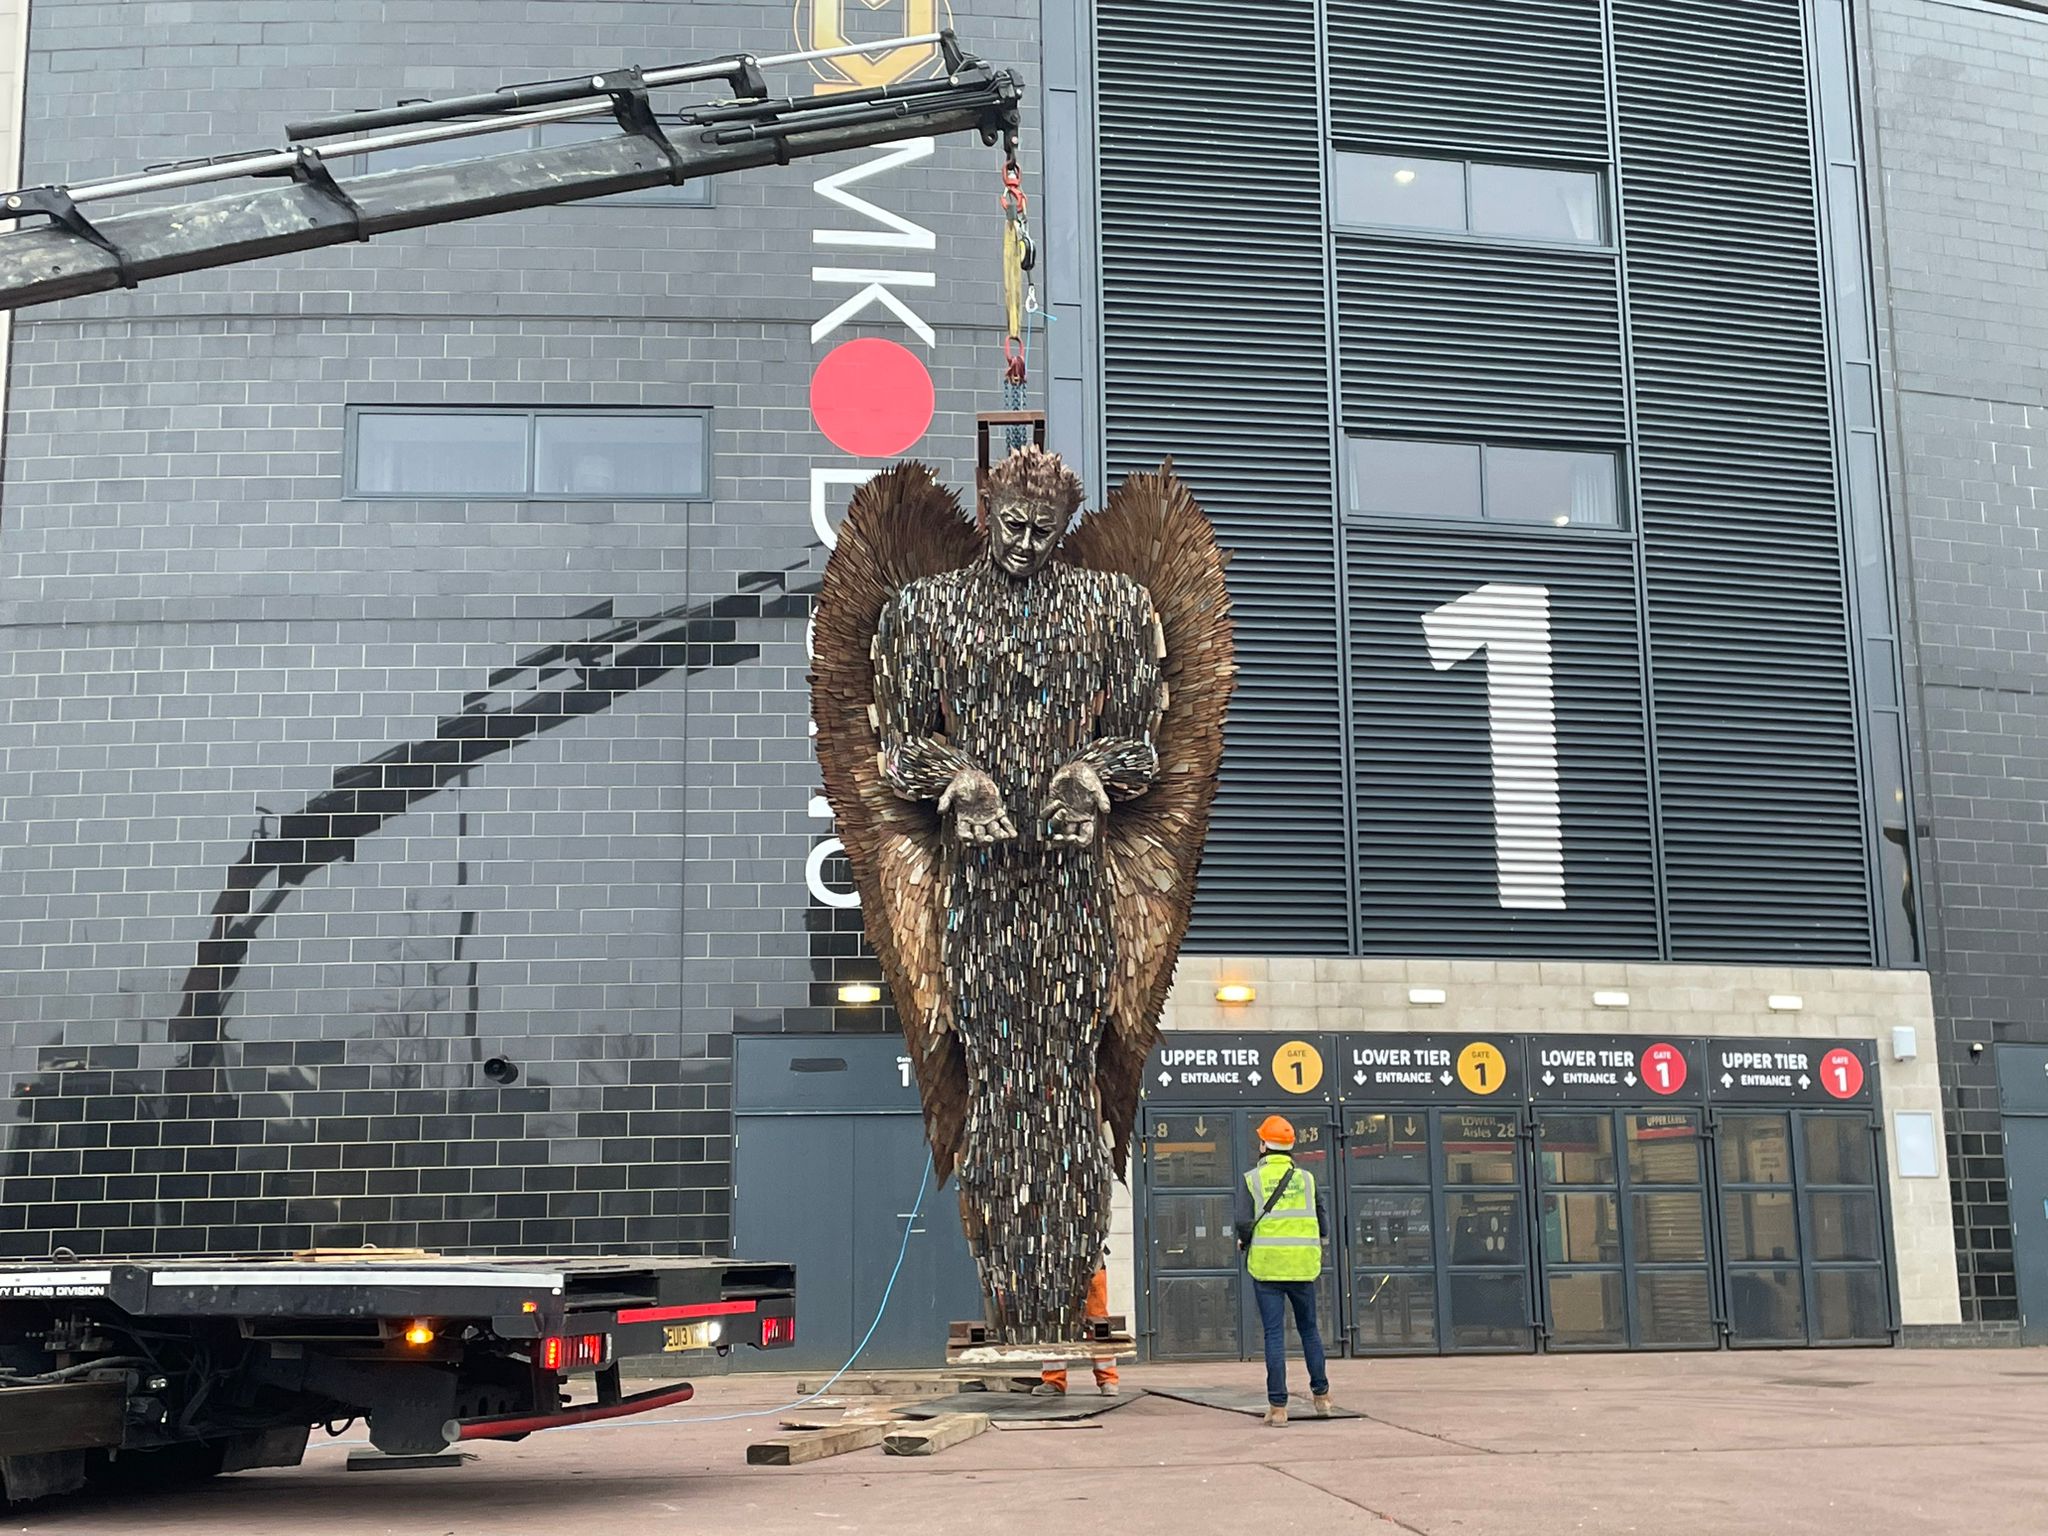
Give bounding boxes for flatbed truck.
[0,1252,795,1501]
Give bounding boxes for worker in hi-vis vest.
[1234,1114,1335,1427]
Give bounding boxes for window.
[1332,150,1605,245]
[348,408,711,500]
[357,118,712,207]
[1347,437,1622,529]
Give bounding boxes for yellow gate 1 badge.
[1270,1039,1325,1096]
[1456,1041,1508,1096]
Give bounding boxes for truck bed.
[0,1253,794,1339]
[0,1250,798,1499]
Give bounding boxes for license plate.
[662,1322,717,1352]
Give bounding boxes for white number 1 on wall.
[1422,583,1566,910]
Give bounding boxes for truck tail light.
[538,1333,609,1371]
[760,1315,795,1348]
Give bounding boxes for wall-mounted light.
[1393,167,1417,185]
[1891,1026,1918,1062]
[1407,987,1446,1006]
[1215,984,1256,1005]
[838,983,881,1005]
[1592,991,1630,1009]
[1767,994,1804,1012]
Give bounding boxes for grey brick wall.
[1867,0,2048,1322]
[0,0,1035,1257]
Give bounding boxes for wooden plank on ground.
[777,1401,910,1431]
[795,1374,954,1397]
[883,1412,989,1457]
[747,1421,891,1467]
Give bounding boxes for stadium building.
[0,0,2043,1362]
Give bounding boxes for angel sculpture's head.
[984,443,1085,580]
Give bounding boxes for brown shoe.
[1262,1404,1287,1428]
[1312,1393,1335,1418]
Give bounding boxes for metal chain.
[1000,142,1034,455]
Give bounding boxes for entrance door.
[1144,1108,1241,1358]
[733,1111,984,1372]
[1997,1045,2048,1343]
[2008,1116,2048,1344]
[1346,1106,1536,1354]
[1142,1106,1341,1361]
[1535,1107,1717,1349]
[1717,1108,1891,1346]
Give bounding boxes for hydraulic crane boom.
[0,30,1020,312]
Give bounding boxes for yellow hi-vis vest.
[1244,1155,1320,1281]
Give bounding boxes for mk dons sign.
[798,0,957,909]
[794,0,956,92]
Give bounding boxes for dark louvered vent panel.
[1613,0,1871,960]
[1335,239,1626,442]
[1348,528,1660,957]
[1327,0,1610,159]
[1099,0,1351,950]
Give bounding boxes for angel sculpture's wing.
[1063,459,1236,1174]
[810,463,982,1178]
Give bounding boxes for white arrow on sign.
[1158,1071,1171,1087]
[1624,1072,1637,1087]
[1542,1071,1556,1086]
[1721,1073,1734,1087]
[1249,1071,1262,1086]
[1440,1071,1454,1086]
[1799,1075,1811,1090]
[1194,1117,1209,1137]
[1354,1071,1368,1086]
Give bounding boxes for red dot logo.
[1641,1042,1687,1097]
[1818,1048,1866,1100]
[808,336,935,458]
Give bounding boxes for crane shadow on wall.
[2,566,821,1254]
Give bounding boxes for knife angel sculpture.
[811,445,1234,1344]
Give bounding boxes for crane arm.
[0,31,1021,312]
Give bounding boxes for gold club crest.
[794,0,955,93]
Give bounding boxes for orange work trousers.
[1040,1268,1118,1392]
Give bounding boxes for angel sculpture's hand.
[939,767,1017,845]
[1041,761,1111,847]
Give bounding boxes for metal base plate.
[895,1389,1137,1422]
[1144,1384,1362,1421]
[346,1450,476,1471]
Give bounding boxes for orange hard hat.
[1255,1114,1296,1149]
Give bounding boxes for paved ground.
[16,1350,2048,1535]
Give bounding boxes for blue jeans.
[1252,1277,1329,1407]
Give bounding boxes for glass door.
[1142,1108,1240,1358]
[1795,1110,1892,1344]
[1536,1107,1717,1349]
[1716,1108,1891,1346]
[1718,1110,1807,1344]
[1347,1108,1437,1353]
[1440,1107,1536,1352]
[1347,1106,1535,1354]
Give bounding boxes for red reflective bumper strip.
[449,1382,696,1442]
[614,1299,761,1324]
